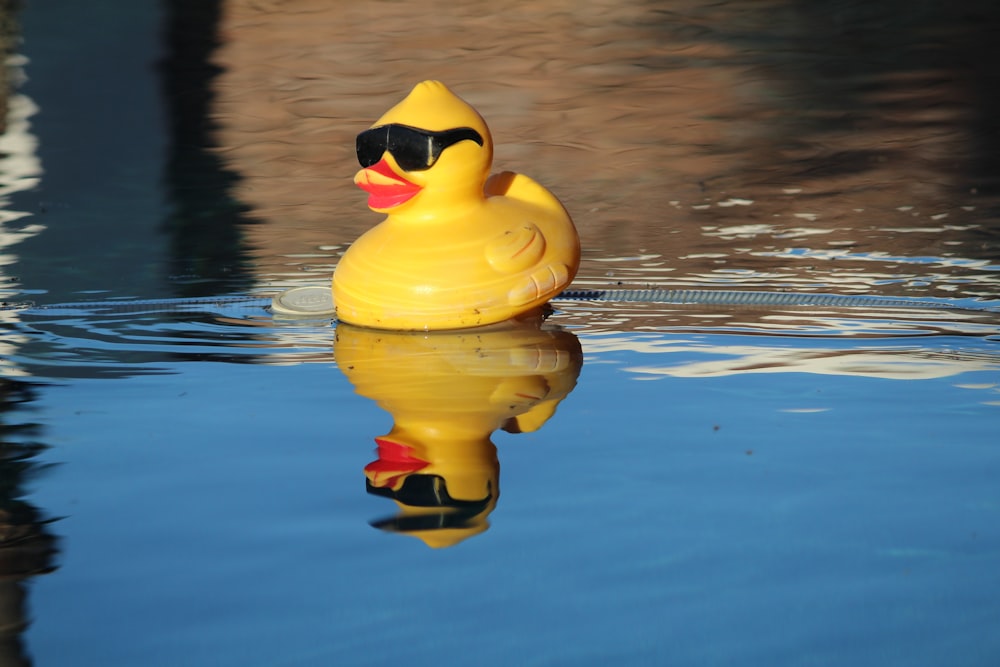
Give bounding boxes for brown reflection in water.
[205,0,1000,297]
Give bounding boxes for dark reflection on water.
[3,300,322,379]
[0,380,59,667]
[158,0,256,296]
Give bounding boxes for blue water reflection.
[11,305,999,666]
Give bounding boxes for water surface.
[1,1,999,666]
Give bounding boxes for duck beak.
[354,159,422,210]
[363,437,429,489]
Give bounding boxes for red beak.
[354,159,422,209]
[364,437,429,488]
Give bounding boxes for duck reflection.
[334,321,582,548]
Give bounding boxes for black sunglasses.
[356,123,484,172]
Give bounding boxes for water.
[2,1,999,665]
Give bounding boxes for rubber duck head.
[353,80,494,219]
[363,430,498,549]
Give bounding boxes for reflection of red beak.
[364,437,429,488]
[354,159,422,209]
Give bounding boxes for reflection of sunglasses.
[367,474,491,508]
[367,474,492,533]
[356,124,484,172]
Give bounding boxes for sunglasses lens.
[356,127,387,168]
[387,127,435,172]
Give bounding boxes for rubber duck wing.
[485,222,545,273]
[483,170,570,273]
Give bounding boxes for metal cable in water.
[554,289,987,311]
[1,289,996,315]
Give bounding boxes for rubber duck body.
[332,81,581,331]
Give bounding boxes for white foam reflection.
[0,91,43,272]
[622,344,1000,381]
[571,321,1000,387]
[0,54,44,377]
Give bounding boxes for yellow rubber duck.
[335,321,583,547]
[332,81,581,331]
